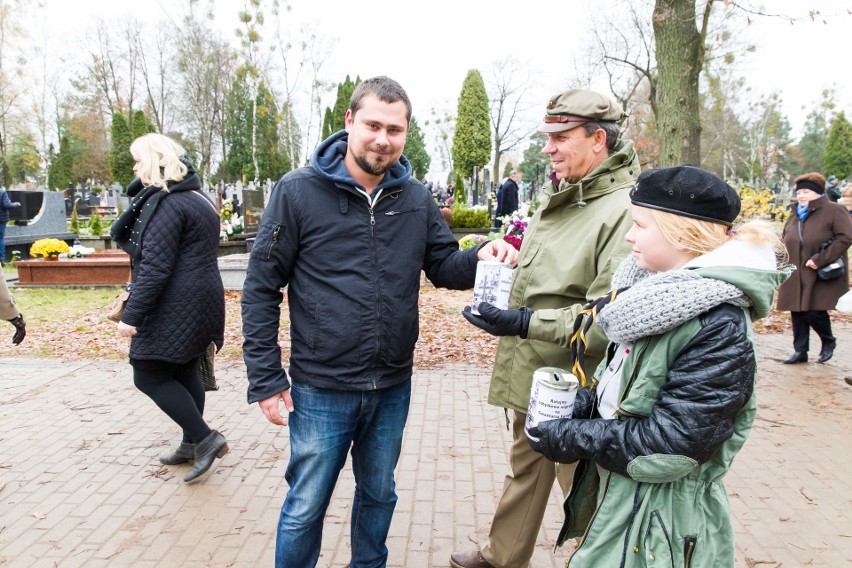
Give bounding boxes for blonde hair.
[651,210,787,264]
[129,133,188,189]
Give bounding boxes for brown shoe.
[845,377,852,387]
[450,550,494,568]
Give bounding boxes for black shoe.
[159,441,194,465]
[184,430,228,483]
[783,351,807,364]
[818,342,836,364]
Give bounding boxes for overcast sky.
[36,0,852,178]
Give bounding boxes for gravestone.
[6,191,76,259]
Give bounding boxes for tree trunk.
[652,0,707,166]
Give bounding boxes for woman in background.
[111,133,227,482]
[776,172,852,364]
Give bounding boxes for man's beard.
[354,145,396,176]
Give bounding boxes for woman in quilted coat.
[527,165,790,567]
[111,133,227,483]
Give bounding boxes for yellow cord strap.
[569,288,624,388]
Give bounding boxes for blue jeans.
[275,379,411,568]
[0,222,6,262]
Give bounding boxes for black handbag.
[197,342,219,391]
[797,222,845,281]
[817,257,845,281]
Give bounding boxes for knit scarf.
[595,256,752,344]
[110,178,169,262]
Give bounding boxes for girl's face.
[795,188,822,206]
[625,205,694,273]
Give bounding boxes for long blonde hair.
[129,133,188,189]
[651,210,788,265]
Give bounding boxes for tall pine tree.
[823,112,852,180]
[452,70,491,190]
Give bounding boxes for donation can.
[471,261,513,315]
[525,367,579,437]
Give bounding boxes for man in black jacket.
[241,76,517,568]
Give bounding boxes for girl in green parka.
[527,165,790,568]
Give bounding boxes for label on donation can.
[525,367,579,440]
[471,261,513,315]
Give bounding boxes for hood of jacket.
[541,139,639,210]
[688,239,792,320]
[310,130,412,193]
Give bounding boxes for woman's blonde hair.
[651,210,787,264]
[129,133,188,189]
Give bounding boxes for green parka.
[545,265,790,568]
[488,140,640,412]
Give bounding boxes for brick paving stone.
[1,320,850,566]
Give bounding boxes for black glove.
[526,419,577,463]
[462,302,532,338]
[9,315,26,345]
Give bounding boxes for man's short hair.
[350,76,412,122]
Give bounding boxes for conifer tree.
[452,70,491,185]
[823,112,852,180]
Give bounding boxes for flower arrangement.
[65,244,96,258]
[458,234,489,250]
[220,213,244,240]
[221,199,233,222]
[30,238,70,259]
[500,213,529,251]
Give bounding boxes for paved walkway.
[0,325,850,567]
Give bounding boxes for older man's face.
[542,127,601,184]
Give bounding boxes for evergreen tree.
[255,83,290,182]
[48,135,73,190]
[404,116,430,180]
[518,132,550,190]
[221,76,253,182]
[321,107,334,141]
[109,113,134,189]
[823,111,852,180]
[131,109,156,140]
[452,70,491,182]
[796,109,829,173]
[221,79,289,182]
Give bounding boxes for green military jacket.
[488,140,640,412]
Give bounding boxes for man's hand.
[259,390,295,426]
[9,315,25,345]
[462,302,532,338]
[477,239,519,266]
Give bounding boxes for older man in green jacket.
[452,88,640,568]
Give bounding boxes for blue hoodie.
[242,131,480,402]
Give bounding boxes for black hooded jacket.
[241,131,479,403]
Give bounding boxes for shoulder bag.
[107,287,131,323]
[198,342,219,391]
[797,222,845,281]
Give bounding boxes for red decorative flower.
[504,234,522,251]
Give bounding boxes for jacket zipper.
[567,337,651,566]
[364,189,401,383]
[265,225,281,260]
[684,536,697,567]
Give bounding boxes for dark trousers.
[790,310,836,352]
[132,358,211,444]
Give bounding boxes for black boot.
[818,342,836,363]
[783,351,807,364]
[184,431,228,483]
[159,442,194,465]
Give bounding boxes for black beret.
[630,165,740,227]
